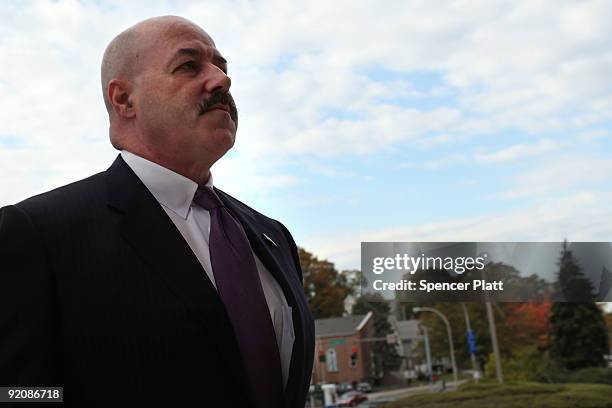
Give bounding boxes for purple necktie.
[193,186,283,408]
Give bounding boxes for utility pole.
[481,261,504,384]
[485,302,503,384]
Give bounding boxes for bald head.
[101,16,205,115]
[99,16,236,182]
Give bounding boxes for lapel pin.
[262,233,278,247]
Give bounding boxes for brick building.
[312,312,374,384]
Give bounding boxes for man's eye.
[178,61,198,71]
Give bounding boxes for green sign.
[329,338,345,346]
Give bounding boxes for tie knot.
[193,186,224,211]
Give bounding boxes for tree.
[504,301,552,350]
[549,241,609,370]
[299,247,352,318]
[409,299,554,377]
[352,293,401,376]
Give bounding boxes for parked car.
[338,391,368,407]
[357,382,372,393]
[337,382,354,394]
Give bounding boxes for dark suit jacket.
[0,155,315,407]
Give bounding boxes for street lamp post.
[419,324,434,391]
[413,307,458,383]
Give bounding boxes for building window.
[326,348,338,372]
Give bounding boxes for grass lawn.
[386,381,612,408]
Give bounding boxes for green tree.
[299,247,352,318]
[549,241,609,370]
[352,293,401,376]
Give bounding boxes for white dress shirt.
[121,150,295,388]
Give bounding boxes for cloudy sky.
[1,0,611,271]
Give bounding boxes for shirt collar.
[120,150,213,220]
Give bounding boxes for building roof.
[315,312,373,337]
[396,319,422,341]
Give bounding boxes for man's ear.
[108,79,135,118]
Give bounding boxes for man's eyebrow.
[213,53,228,65]
[169,47,228,67]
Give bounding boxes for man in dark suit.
[0,16,314,407]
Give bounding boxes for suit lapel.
[217,189,309,406]
[104,156,251,398]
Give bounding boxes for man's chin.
[209,128,236,152]
[199,112,237,131]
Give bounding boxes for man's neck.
[121,147,211,186]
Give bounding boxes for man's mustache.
[197,90,238,123]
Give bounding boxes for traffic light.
[349,346,358,367]
[318,350,326,362]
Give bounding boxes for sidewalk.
[368,380,468,401]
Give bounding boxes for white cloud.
[576,129,609,142]
[475,139,559,163]
[303,191,612,270]
[420,153,468,171]
[497,155,612,199]
[220,0,612,161]
[212,154,300,198]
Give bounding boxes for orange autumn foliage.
[503,301,552,350]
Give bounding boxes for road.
[307,380,469,407]
[367,380,468,402]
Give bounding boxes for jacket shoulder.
[15,171,107,218]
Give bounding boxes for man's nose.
[203,64,231,94]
